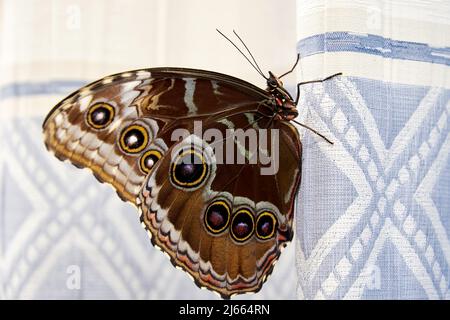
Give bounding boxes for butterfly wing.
[138,112,301,298]
[43,68,268,204]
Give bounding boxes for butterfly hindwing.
[138,112,301,298]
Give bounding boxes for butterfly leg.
[278,54,301,79]
[294,72,343,105]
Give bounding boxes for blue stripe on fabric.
[297,32,450,66]
[0,80,87,101]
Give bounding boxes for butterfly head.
[267,71,298,121]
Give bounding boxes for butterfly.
[42,31,341,298]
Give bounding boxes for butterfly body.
[43,67,302,298]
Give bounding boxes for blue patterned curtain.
[295,0,450,299]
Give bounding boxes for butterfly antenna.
[292,119,334,145]
[216,29,268,80]
[232,30,266,79]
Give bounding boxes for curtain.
[295,0,450,299]
[0,0,297,299]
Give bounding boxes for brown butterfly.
[42,31,340,298]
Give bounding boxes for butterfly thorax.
[266,71,298,121]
